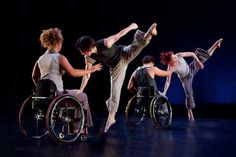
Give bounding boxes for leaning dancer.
[160,38,223,120]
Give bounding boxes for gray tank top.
[174,54,189,79]
[37,50,64,92]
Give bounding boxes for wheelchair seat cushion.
[35,79,57,97]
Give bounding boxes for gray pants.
[181,48,210,109]
[106,30,149,113]
[66,90,93,127]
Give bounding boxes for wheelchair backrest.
[35,79,57,98]
[137,86,155,97]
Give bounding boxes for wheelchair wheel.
[46,94,85,143]
[149,95,172,129]
[125,95,149,126]
[18,95,49,139]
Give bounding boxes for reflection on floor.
[1,113,236,157]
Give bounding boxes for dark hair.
[75,36,96,52]
[160,51,174,65]
[142,55,156,64]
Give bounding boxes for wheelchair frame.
[18,79,88,144]
[125,92,172,129]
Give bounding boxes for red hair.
[160,51,174,65]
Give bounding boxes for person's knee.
[77,93,89,109]
[77,92,88,101]
[111,96,119,104]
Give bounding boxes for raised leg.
[208,38,223,56]
[144,23,157,41]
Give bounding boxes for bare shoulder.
[59,54,66,60]
[59,55,69,65]
[148,66,159,74]
[175,52,182,56]
[152,66,160,71]
[104,37,112,48]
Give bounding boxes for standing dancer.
[75,22,157,132]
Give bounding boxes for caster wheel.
[80,134,88,142]
[59,132,65,139]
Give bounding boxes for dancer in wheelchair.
[32,27,102,135]
[127,55,173,123]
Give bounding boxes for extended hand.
[92,63,103,71]
[75,89,83,94]
[130,23,138,30]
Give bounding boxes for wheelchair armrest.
[137,95,154,98]
[32,96,54,100]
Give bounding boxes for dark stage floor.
[1,111,236,157]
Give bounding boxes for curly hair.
[160,51,174,65]
[39,28,63,49]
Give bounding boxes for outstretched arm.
[177,52,204,69]
[162,65,173,96]
[79,60,93,92]
[59,55,102,77]
[104,23,138,48]
[151,66,173,77]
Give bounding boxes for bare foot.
[216,38,223,48]
[104,118,116,133]
[188,109,195,121]
[188,115,195,121]
[147,23,157,36]
[208,38,223,56]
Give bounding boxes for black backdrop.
[3,0,236,118]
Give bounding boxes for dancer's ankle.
[104,118,116,133]
[147,23,157,36]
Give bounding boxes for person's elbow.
[127,85,131,91]
[127,82,133,91]
[32,75,39,85]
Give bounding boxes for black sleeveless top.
[134,66,158,95]
[87,39,122,68]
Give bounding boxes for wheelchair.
[18,79,88,144]
[125,87,172,129]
